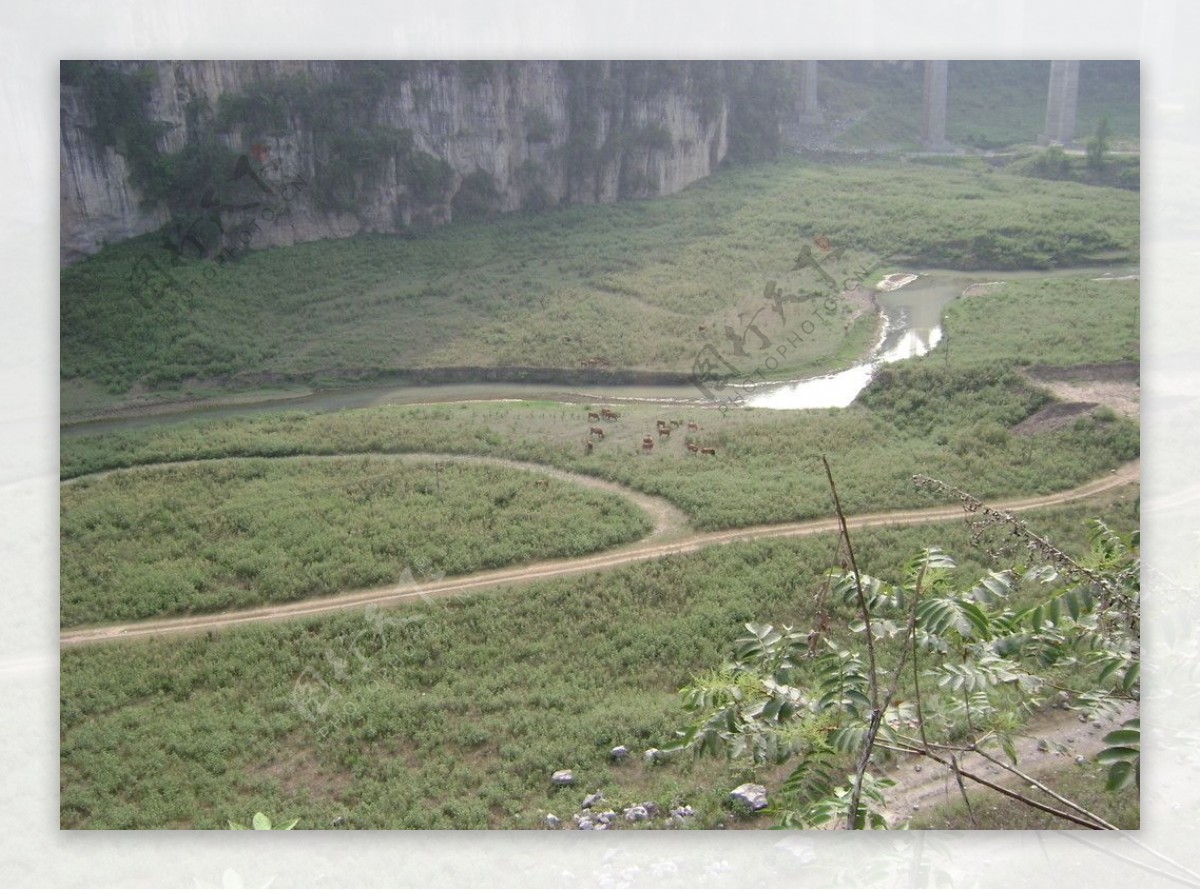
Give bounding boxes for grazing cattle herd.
[583,408,717,457]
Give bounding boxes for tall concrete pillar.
[1042,60,1081,145]
[800,60,821,122]
[921,60,949,150]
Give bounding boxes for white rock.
[551,769,575,786]
[624,805,650,822]
[729,783,769,811]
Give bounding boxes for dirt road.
[880,701,1139,827]
[60,457,1139,648]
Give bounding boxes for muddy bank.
[1023,362,1140,421]
[62,365,705,427]
[1026,361,1140,384]
[1011,401,1100,436]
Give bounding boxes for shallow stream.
[62,264,1136,438]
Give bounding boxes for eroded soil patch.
[1024,362,1140,421]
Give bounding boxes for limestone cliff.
[60,61,730,265]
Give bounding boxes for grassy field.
[61,156,1138,415]
[60,130,1140,832]
[933,277,1139,370]
[61,457,652,627]
[60,360,1139,535]
[59,496,1138,830]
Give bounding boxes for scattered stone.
[1075,755,1087,765]
[642,801,660,817]
[670,805,695,819]
[1079,713,1089,723]
[330,816,346,827]
[623,805,650,822]
[1093,722,1104,729]
[593,822,609,830]
[914,765,922,773]
[1036,739,1050,752]
[644,748,662,765]
[729,783,769,812]
[544,814,561,829]
[1056,690,1071,709]
[551,769,576,786]
[576,817,595,830]
[582,791,604,810]
[596,811,616,825]
[912,804,920,811]
[610,745,630,762]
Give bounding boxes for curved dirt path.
[63,452,691,544]
[60,457,1139,648]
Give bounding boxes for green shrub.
[523,108,555,143]
[452,169,501,221]
[405,151,453,203]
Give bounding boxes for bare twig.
[972,747,1119,830]
[951,754,977,828]
[822,455,879,830]
[916,748,1109,829]
[911,473,1116,597]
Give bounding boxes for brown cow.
[589,427,605,439]
[686,443,700,453]
[701,447,716,456]
[641,437,655,452]
[669,419,682,429]
[600,408,619,421]
[687,422,700,432]
[534,478,550,489]
[584,441,594,454]
[588,411,601,422]
[658,427,671,438]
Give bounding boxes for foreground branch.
[823,455,879,830]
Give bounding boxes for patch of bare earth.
[1023,362,1140,422]
[1011,401,1101,436]
[247,733,354,804]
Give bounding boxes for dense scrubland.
[61,274,1139,540]
[59,495,1138,829]
[61,458,651,627]
[61,120,1140,833]
[61,156,1138,415]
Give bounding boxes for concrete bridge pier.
[1041,60,1081,145]
[921,60,950,150]
[800,60,822,123]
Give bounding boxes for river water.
[62,264,1136,438]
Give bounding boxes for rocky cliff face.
[60,61,730,265]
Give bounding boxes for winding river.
[62,264,1136,438]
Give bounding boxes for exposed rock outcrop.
[60,61,731,265]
